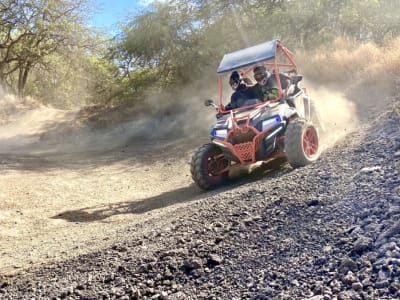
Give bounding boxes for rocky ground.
[0,98,399,299]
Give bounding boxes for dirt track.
[0,83,360,278]
[0,96,332,276]
[0,103,204,275]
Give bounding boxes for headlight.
[212,129,228,139]
[261,116,281,131]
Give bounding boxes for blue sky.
[90,0,155,31]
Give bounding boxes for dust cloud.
[0,89,126,155]
[0,79,359,158]
[119,78,222,149]
[0,81,220,157]
[1,38,396,159]
[306,84,359,151]
[142,73,363,157]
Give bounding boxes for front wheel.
[284,119,320,168]
[190,143,229,190]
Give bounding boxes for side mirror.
[204,99,214,107]
[204,99,219,110]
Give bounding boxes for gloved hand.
[224,103,233,110]
[265,88,279,100]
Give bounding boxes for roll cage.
[216,40,298,114]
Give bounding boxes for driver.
[252,66,293,102]
[224,71,257,110]
[251,66,279,101]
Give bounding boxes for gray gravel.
[0,100,399,300]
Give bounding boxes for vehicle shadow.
[52,184,207,223]
[52,158,291,223]
[229,157,292,185]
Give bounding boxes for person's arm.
[224,103,233,110]
[225,92,238,110]
[267,88,279,99]
[249,84,265,102]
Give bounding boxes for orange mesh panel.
[233,142,253,162]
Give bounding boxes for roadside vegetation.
[0,0,399,112]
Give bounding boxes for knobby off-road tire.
[285,119,320,168]
[190,143,229,190]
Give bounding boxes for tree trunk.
[18,62,31,98]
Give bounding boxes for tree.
[113,1,217,94]
[109,0,400,104]
[0,0,90,97]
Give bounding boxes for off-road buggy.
[190,40,323,190]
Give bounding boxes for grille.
[230,130,256,144]
[233,142,253,162]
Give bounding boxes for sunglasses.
[230,80,239,90]
[254,73,266,83]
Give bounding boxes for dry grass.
[290,37,400,146]
[296,37,400,91]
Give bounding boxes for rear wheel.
[190,143,229,190]
[285,119,319,168]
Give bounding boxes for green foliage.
[113,2,214,93]
[1,0,399,109]
[26,47,114,108]
[0,0,92,96]
[112,0,400,102]
[0,0,124,108]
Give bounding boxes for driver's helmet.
[253,66,269,85]
[229,71,248,91]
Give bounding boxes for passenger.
[224,71,257,110]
